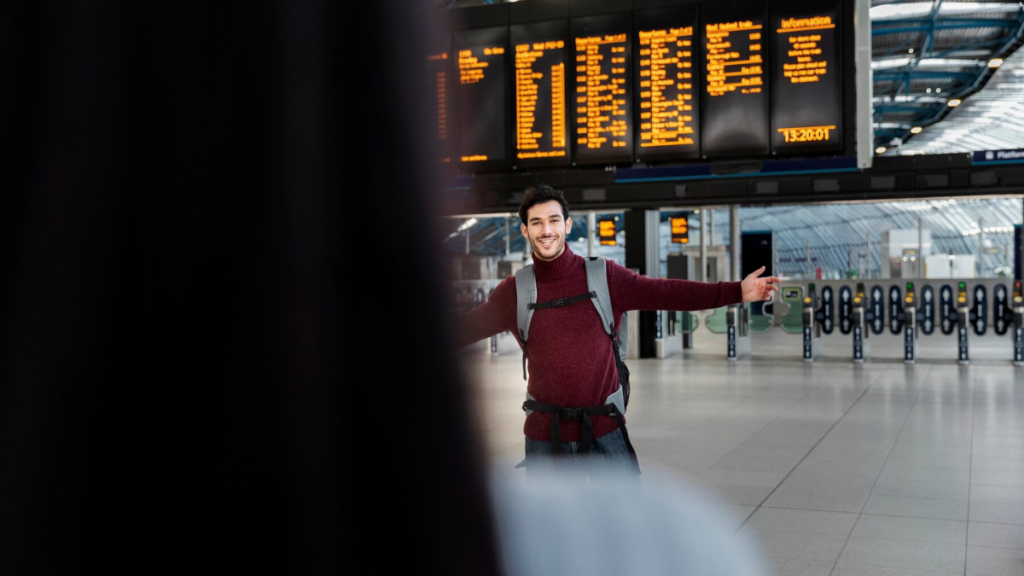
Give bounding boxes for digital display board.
[428,34,453,164]
[701,1,769,157]
[599,218,617,245]
[454,27,509,167]
[634,6,700,161]
[671,214,690,243]
[771,0,842,153]
[571,14,633,165]
[511,21,571,168]
[439,0,854,175]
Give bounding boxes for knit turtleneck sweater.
[457,244,742,442]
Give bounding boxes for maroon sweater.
[457,245,742,442]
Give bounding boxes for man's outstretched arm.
[607,261,779,313]
[451,277,516,348]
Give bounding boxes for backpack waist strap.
[522,392,639,474]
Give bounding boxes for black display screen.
[634,6,700,161]
[454,27,509,168]
[701,1,769,157]
[510,21,571,168]
[428,34,453,165]
[770,0,842,153]
[571,13,633,165]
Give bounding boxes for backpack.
[513,256,631,413]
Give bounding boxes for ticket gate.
[895,281,988,365]
[793,279,1018,365]
[992,281,1022,366]
[844,283,885,363]
[1013,282,1024,366]
[726,303,750,361]
[801,283,834,362]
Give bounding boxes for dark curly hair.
[518,184,569,225]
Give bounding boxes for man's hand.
[741,266,781,302]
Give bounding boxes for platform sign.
[972,148,1024,164]
[671,214,689,244]
[770,0,842,153]
[634,5,700,161]
[702,0,769,157]
[572,13,633,165]
[428,34,454,165]
[598,218,617,245]
[455,26,510,169]
[511,21,571,169]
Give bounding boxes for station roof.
[872,0,1024,155]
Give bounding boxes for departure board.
[771,0,842,153]
[571,14,633,165]
[428,34,453,164]
[634,6,700,161]
[701,2,769,157]
[454,27,509,167]
[511,21,571,168]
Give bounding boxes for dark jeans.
[521,427,638,479]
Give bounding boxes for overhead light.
[989,58,1004,68]
[918,58,986,68]
[948,99,962,107]
[911,127,923,134]
[908,48,915,54]
[936,88,942,93]
[872,57,912,70]
[876,146,887,154]
[926,88,932,93]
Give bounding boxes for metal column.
[918,217,923,278]
[587,211,596,258]
[978,217,984,277]
[700,209,707,282]
[730,205,740,282]
[625,209,663,358]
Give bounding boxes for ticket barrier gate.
[1013,283,1024,366]
[891,281,993,365]
[800,280,1018,365]
[888,283,922,364]
[726,303,750,361]
[801,284,835,362]
[707,299,767,361]
[844,284,885,363]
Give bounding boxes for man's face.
[521,200,572,262]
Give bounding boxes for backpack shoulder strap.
[585,257,615,337]
[514,265,538,381]
[514,264,537,342]
[586,257,629,360]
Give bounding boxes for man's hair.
[518,184,570,225]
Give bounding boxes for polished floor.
[459,329,1024,576]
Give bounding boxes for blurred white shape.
[488,462,769,576]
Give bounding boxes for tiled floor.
[459,329,1024,576]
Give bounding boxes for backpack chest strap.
[528,291,595,311]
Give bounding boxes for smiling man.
[456,184,778,476]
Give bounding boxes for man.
[456,184,779,474]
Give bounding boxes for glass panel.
[749,309,774,333]
[680,311,699,333]
[705,306,728,334]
